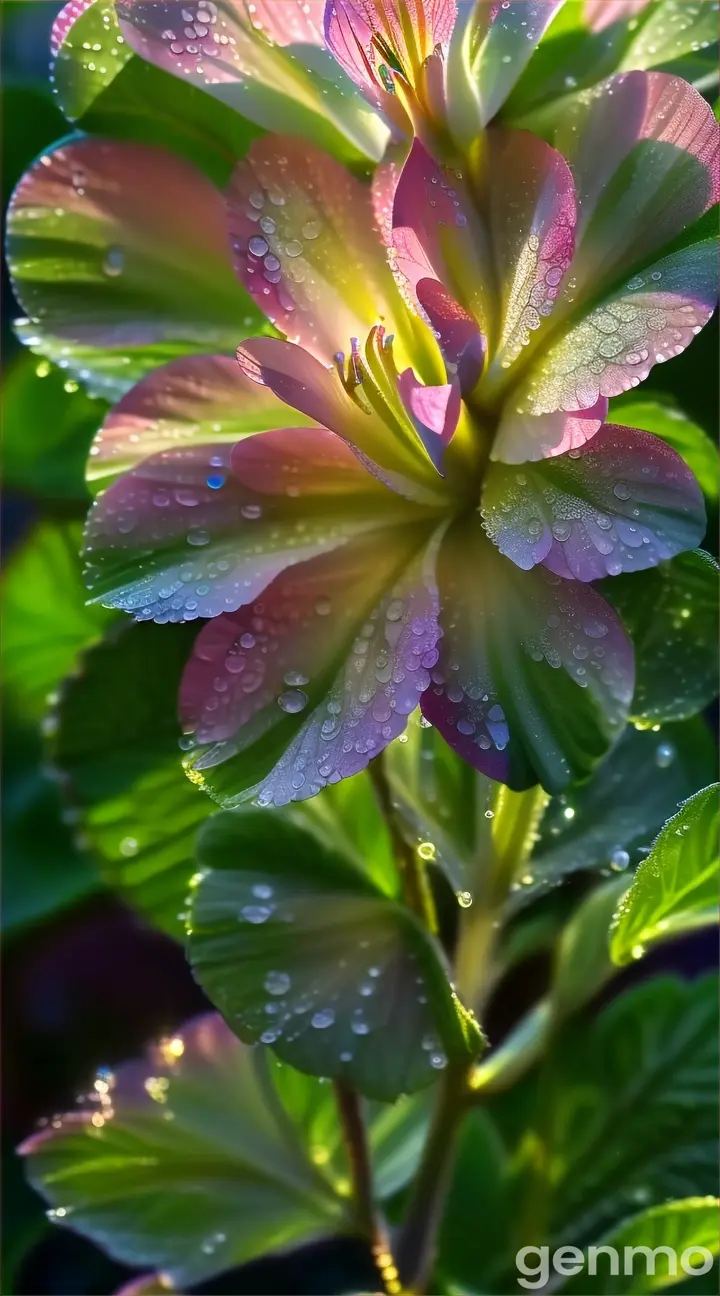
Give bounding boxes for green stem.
[333,1080,377,1245]
[394,1064,470,1293]
[369,751,438,934]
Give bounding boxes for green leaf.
[51,1,132,121]
[189,811,482,1100]
[52,620,210,940]
[611,784,719,966]
[552,876,631,1019]
[20,1013,353,1288]
[560,1197,720,1294]
[601,552,719,725]
[2,521,115,723]
[52,615,396,940]
[2,720,100,935]
[543,976,718,1245]
[436,1110,511,1293]
[530,717,716,901]
[609,394,719,501]
[2,356,105,501]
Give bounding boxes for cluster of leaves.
[2,1,719,1294]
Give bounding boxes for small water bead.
[206,472,226,489]
[278,688,308,714]
[241,503,262,520]
[119,836,139,856]
[283,670,309,687]
[248,235,269,257]
[241,904,273,923]
[612,482,633,501]
[655,742,676,768]
[563,806,576,820]
[103,246,124,277]
[456,890,473,908]
[430,1052,447,1070]
[285,239,303,257]
[311,1009,335,1029]
[484,809,494,820]
[351,1019,370,1035]
[264,971,291,995]
[610,847,630,871]
[417,841,436,861]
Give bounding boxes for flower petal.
[51,0,132,120]
[324,0,457,99]
[236,336,449,501]
[515,220,718,413]
[492,398,608,464]
[227,136,403,362]
[88,354,317,488]
[446,0,565,142]
[555,72,719,292]
[391,139,491,330]
[483,128,577,376]
[421,517,634,792]
[180,521,440,804]
[7,137,258,382]
[482,423,706,581]
[83,428,410,621]
[397,370,460,471]
[116,0,387,161]
[416,279,486,392]
[584,0,648,31]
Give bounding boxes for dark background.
[2,4,718,1293]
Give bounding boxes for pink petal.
[50,0,93,54]
[584,0,649,33]
[420,519,634,791]
[324,0,457,98]
[559,72,719,291]
[83,428,405,621]
[181,523,440,804]
[397,370,460,470]
[228,135,403,363]
[416,278,486,392]
[492,398,608,464]
[391,139,491,328]
[7,137,248,353]
[483,128,577,377]
[237,336,448,501]
[482,423,706,581]
[89,354,317,488]
[518,235,718,414]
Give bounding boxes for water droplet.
[241,905,273,923]
[610,847,630,871]
[417,841,436,861]
[264,971,291,995]
[311,1009,335,1029]
[278,689,308,714]
[103,246,124,277]
[456,891,473,908]
[655,742,675,768]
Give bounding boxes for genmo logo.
[516,1243,715,1290]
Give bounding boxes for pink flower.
[62,66,716,804]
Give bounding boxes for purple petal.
[416,278,486,392]
[420,518,634,791]
[50,0,93,54]
[584,0,649,31]
[324,0,456,99]
[83,427,407,621]
[482,423,706,581]
[397,370,460,471]
[89,354,318,488]
[180,523,440,803]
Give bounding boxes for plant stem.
[369,751,438,933]
[333,1080,377,1243]
[394,1064,469,1292]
